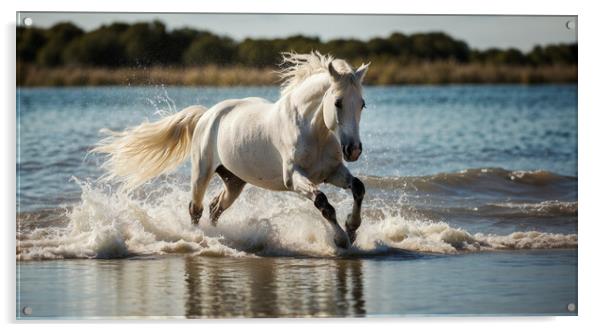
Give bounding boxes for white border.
[3,0,601,331]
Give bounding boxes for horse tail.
[92,105,209,190]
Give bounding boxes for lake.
[16,85,578,318]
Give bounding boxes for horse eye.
[334,99,343,108]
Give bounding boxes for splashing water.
[16,176,577,261]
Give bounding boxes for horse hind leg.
[189,169,214,225]
[189,149,215,225]
[208,165,246,226]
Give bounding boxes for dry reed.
[17,62,576,87]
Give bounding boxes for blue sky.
[19,13,577,52]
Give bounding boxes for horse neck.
[286,73,332,139]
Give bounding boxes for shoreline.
[18,62,577,87]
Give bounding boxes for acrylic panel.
[16,12,578,319]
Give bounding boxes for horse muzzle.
[342,142,362,162]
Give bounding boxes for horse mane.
[278,51,356,96]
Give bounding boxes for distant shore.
[17,62,577,87]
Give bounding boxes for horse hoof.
[335,237,350,249]
[345,215,358,244]
[334,230,350,249]
[209,198,222,227]
[346,229,357,244]
[189,202,202,225]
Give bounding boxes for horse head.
[322,60,370,162]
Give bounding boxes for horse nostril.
[359,142,363,152]
[342,144,351,158]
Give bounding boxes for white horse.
[94,52,369,249]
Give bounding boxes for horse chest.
[295,142,340,183]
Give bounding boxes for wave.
[418,200,578,219]
[481,200,577,217]
[16,178,577,260]
[363,167,576,193]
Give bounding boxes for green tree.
[166,28,208,64]
[17,27,48,63]
[544,44,577,64]
[63,23,128,67]
[17,20,578,69]
[324,38,369,60]
[409,32,470,62]
[37,22,83,66]
[277,35,322,54]
[183,34,236,65]
[499,48,526,65]
[120,21,169,66]
[367,37,397,56]
[388,32,409,57]
[237,39,278,67]
[527,44,577,66]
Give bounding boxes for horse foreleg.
[326,165,365,244]
[346,177,365,244]
[291,168,349,249]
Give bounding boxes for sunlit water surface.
[17,85,577,318]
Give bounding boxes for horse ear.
[328,62,342,80]
[355,62,370,83]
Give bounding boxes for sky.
[18,12,577,52]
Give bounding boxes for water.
[18,250,576,318]
[16,85,578,318]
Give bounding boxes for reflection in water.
[17,250,577,318]
[184,256,365,317]
[17,259,188,318]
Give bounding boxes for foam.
[17,180,245,260]
[16,179,577,260]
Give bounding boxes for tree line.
[17,20,577,68]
